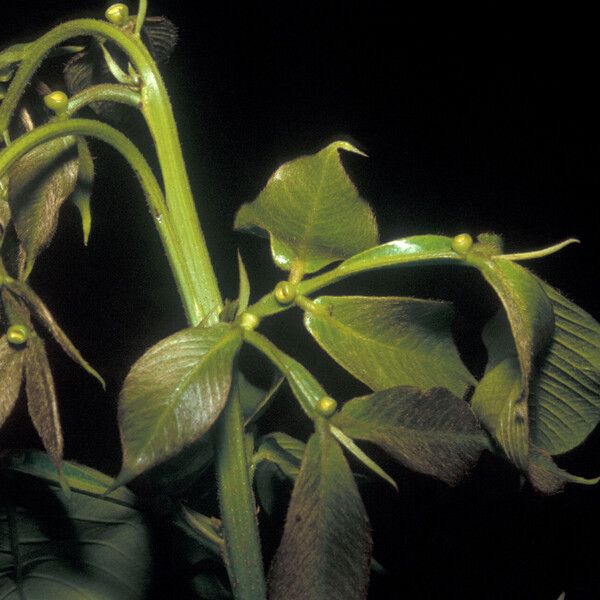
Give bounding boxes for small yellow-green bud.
[451,233,473,255]
[43,91,69,115]
[105,3,130,26]
[239,311,260,331]
[316,396,337,418]
[274,281,297,305]
[6,324,29,345]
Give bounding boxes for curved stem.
[135,0,148,37]
[0,118,193,322]
[0,18,221,325]
[66,83,141,117]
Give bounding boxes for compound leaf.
[268,430,371,600]
[117,323,242,483]
[333,386,489,485]
[303,295,475,397]
[235,141,378,274]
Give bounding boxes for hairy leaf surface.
[0,335,24,425]
[529,284,600,455]
[71,138,94,245]
[471,259,553,469]
[235,141,378,273]
[117,323,242,482]
[0,451,152,599]
[304,295,474,397]
[526,447,600,495]
[24,335,63,467]
[268,431,371,600]
[333,386,489,484]
[7,137,79,276]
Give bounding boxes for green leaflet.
[332,386,489,485]
[234,141,378,274]
[237,251,250,314]
[71,138,94,246]
[0,451,152,600]
[527,447,600,495]
[117,323,242,484]
[8,279,104,387]
[470,258,554,469]
[529,283,600,455]
[268,430,372,600]
[253,432,305,480]
[335,234,460,275]
[6,136,79,277]
[253,432,305,514]
[303,295,475,398]
[0,335,24,426]
[24,334,63,468]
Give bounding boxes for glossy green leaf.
[71,138,94,246]
[6,137,79,276]
[117,323,242,483]
[9,279,104,387]
[529,283,600,455]
[0,451,152,599]
[24,334,63,468]
[336,234,460,275]
[235,141,378,274]
[268,430,372,600]
[470,258,554,469]
[0,335,24,425]
[526,447,600,495]
[304,295,475,397]
[332,386,488,485]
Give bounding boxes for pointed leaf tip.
[234,141,378,273]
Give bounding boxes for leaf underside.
[529,283,600,455]
[333,386,489,485]
[304,295,475,398]
[0,335,25,425]
[268,430,372,600]
[235,141,378,273]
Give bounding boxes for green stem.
[0,118,195,322]
[66,83,141,117]
[0,18,220,324]
[214,375,267,600]
[135,0,148,37]
[0,18,265,597]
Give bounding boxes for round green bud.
[6,324,29,346]
[274,281,297,305]
[239,311,260,331]
[105,3,129,26]
[43,91,69,115]
[451,233,474,255]
[316,396,337,418]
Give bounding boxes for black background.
[1,1,599,598]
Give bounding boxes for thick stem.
[214,376,267,600]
